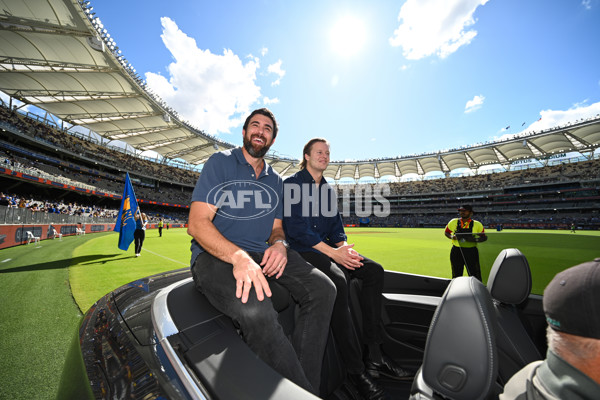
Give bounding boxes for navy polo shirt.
[282,168,347,253]
[190,147,283,265]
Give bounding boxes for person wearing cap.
[444,205,487,281]
[500,258,600,399]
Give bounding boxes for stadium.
[0,1,599,400]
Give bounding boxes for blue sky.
[88,0,600,162]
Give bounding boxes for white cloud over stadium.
[389,0,490,60]
[144,17,284,136]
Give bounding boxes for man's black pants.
[450,245,482,281]
[300,251,384,374]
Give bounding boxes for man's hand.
[261,242,287,278]
[331,243,364,270]
[232,253,272,303]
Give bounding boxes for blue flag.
[114,173,139,251]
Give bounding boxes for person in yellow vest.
[444,205,487,281]
[158,218,164,237]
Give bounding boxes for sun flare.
[330,16,366,57]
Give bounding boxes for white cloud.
[261,47,269,56]
[495,100,600,140]
[263,96,279,105]
[465,94,485,113]
[389,0,490,60]
[144,17,264,135]
[267,59,286,86]
[582,0,592,10]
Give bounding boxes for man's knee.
[368,261,384,281]
[312,271,337,306]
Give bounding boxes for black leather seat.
[269,281,347,397]
[487,248,542,385]
[409,277,498,400]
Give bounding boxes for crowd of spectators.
[333,159,599,197]
[0,191,118,219]
[1,103,598,230]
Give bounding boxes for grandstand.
[0,0,599,250]
[1,101,599,238]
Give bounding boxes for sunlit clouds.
[465,95,485,113]
[144,17,282,135]
[389,0,490,60]
[496,100,600,139]
[267,60,285,86]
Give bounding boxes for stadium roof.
[1,0,599,181]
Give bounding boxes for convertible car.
[57,248,548,400]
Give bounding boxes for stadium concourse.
[0,101,599,251]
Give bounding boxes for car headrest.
[487,248,532,305]
[422,277,498,400]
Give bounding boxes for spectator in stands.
[0,193,9,207]
[500,258,600,399]
[283,138,413,400]
[133,211,148,257]
[186,108,335,395]
[444,205,487,281]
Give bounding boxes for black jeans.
[134,229,145,254]
[191,249,336,395]
[300,251,384,374]
[450,245,482,281]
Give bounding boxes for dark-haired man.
[444,205,487,281]
[187,109,335,395]
[283,138,413,400]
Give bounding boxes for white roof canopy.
[1,0,599,180]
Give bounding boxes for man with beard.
[187,109,335,396]
[444,205,487,281]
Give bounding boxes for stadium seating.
[26,231,40,244]
[1,102,598,231]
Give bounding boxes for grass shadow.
[0,254,122,274]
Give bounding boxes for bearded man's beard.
[243,135,272,158]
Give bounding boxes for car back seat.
[166,278,348,399]
[486,248,542,386]
[409,276,498,400]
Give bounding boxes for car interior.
[157,247,547,400]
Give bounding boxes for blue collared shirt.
[283,168,346,253]
[190,147,283,265]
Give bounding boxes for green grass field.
[0,227,598,399]
[345,228,600,294]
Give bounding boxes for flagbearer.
[134,211,148,257]
[114,172,140,252]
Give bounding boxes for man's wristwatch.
[272,239,289,249]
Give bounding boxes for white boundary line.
[141,249,189,266]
